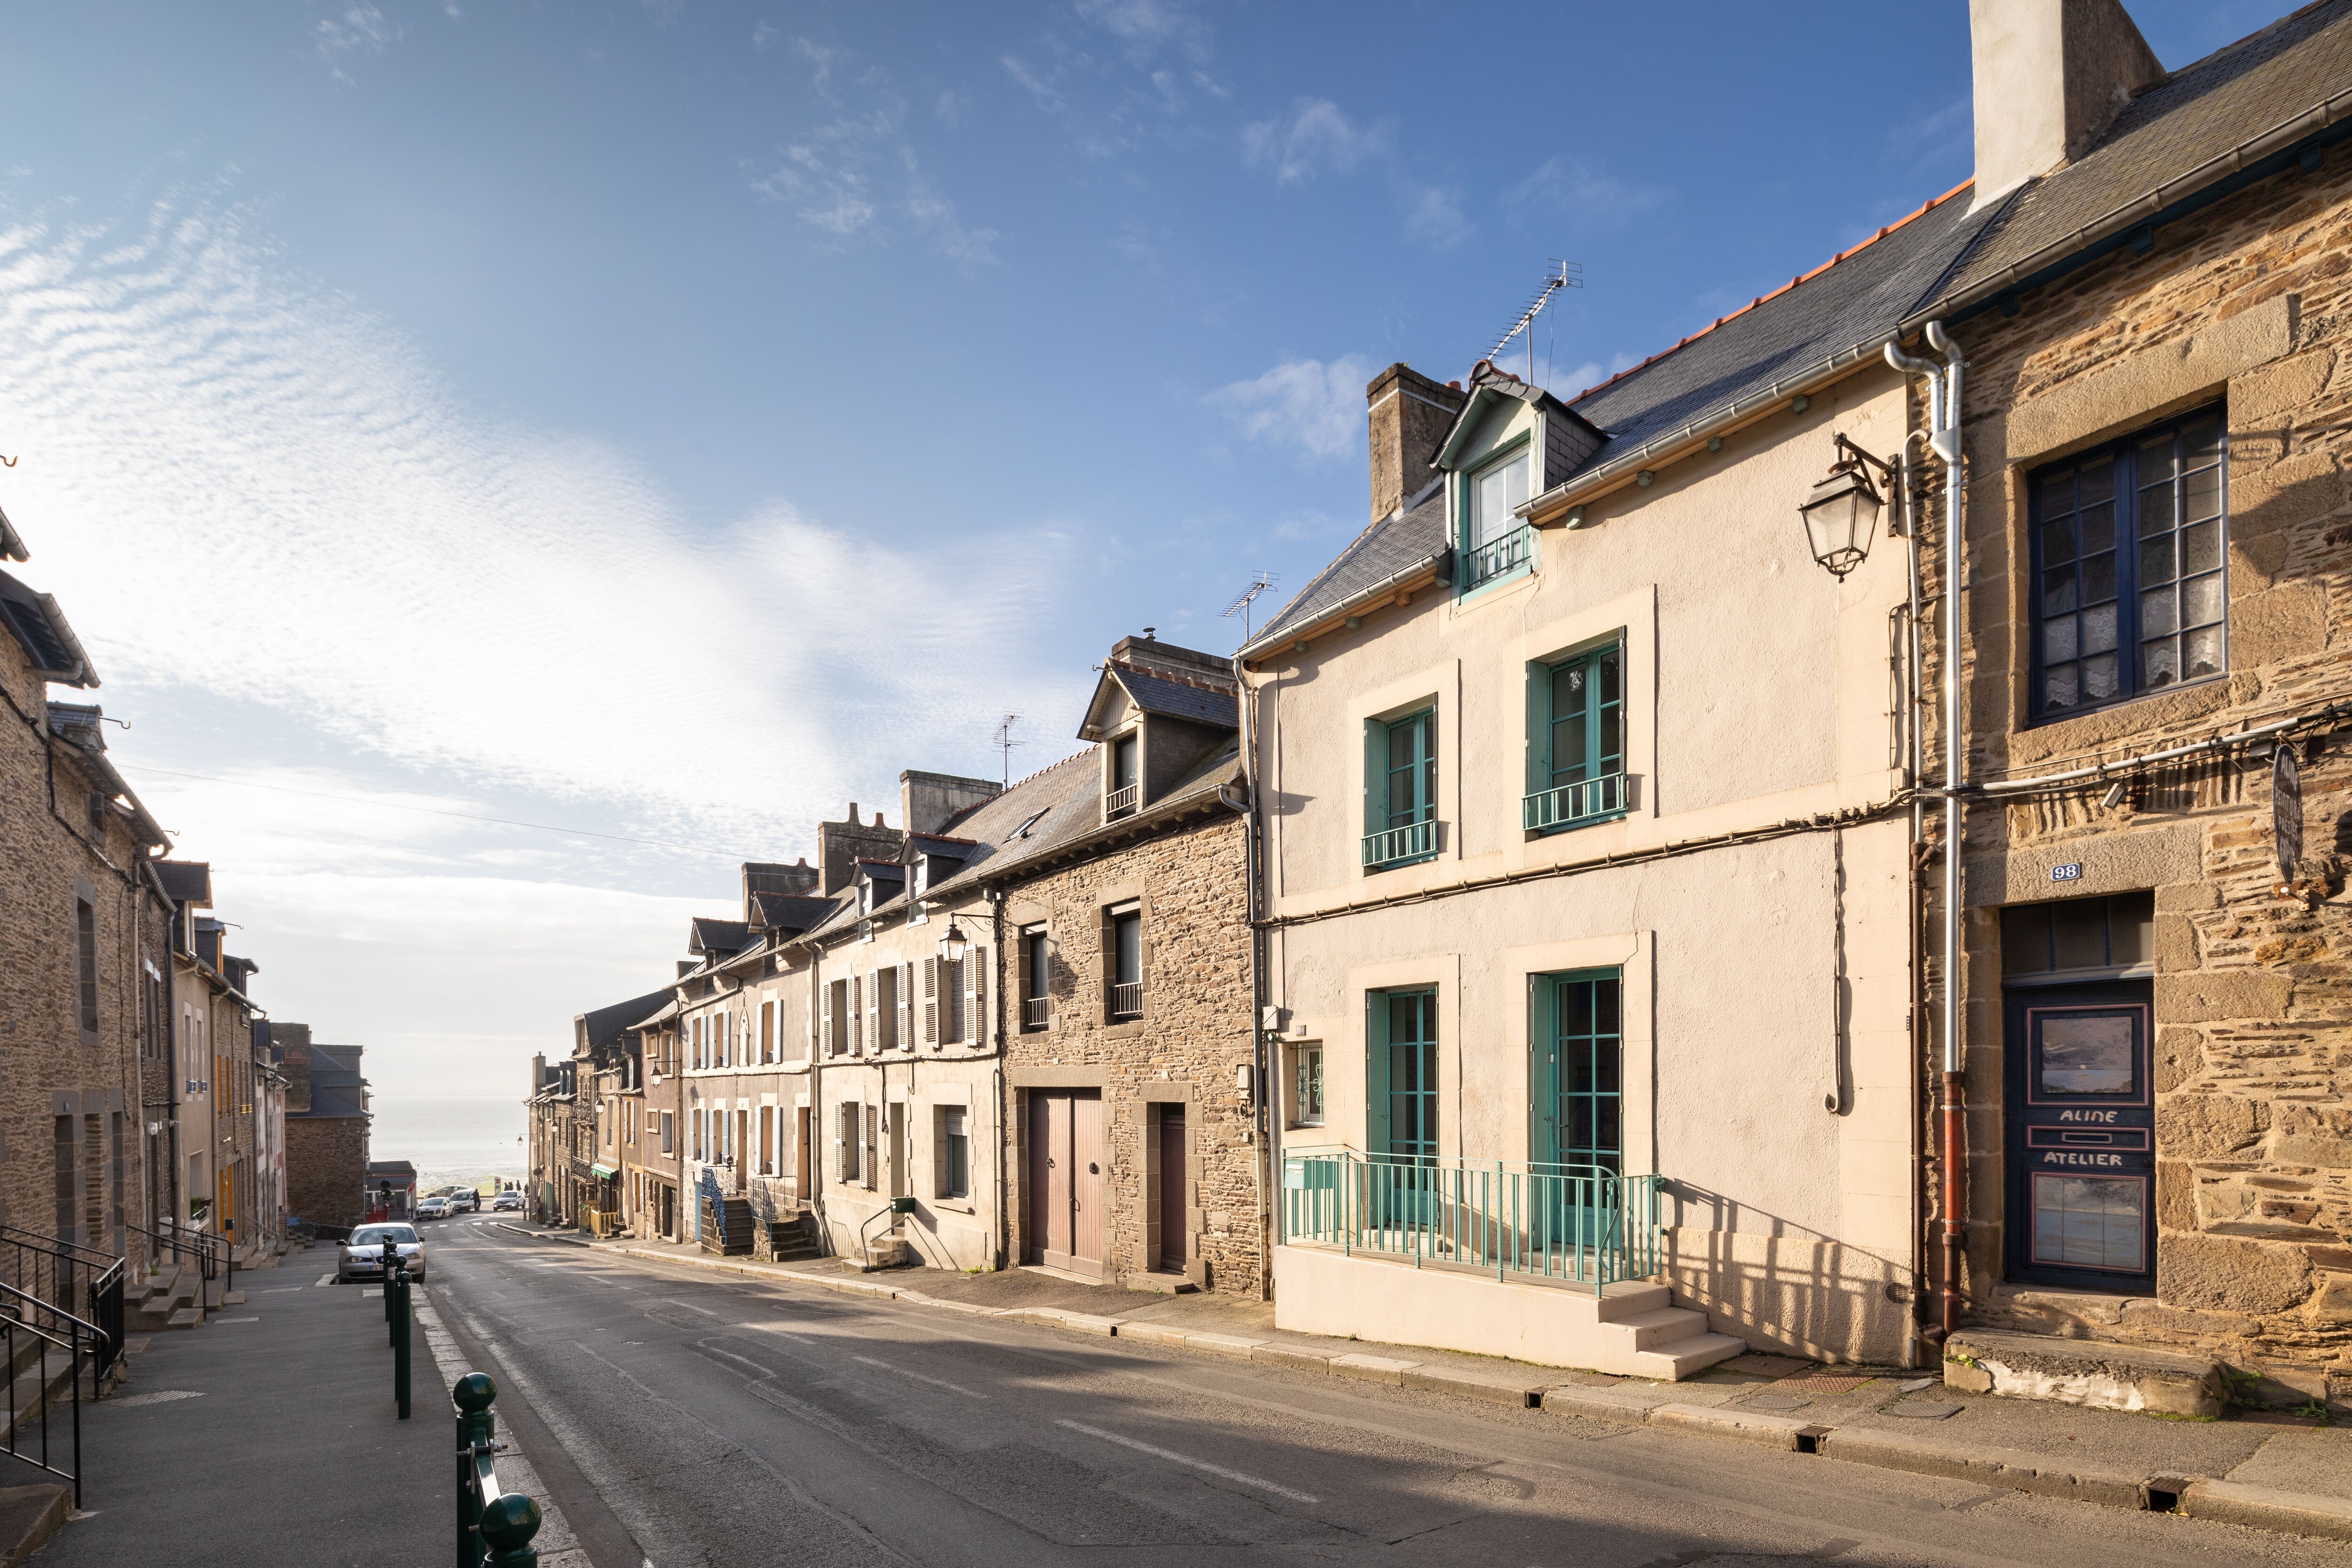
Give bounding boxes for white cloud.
[1075,0,1212,64]
[1403,185,1469,249]
[754,57,998,263]
[1505,156,1668,227]
[1242,98,1386,185]
[1207,355,1373,462]
[315,3,399,78]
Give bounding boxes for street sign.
[2274,744,2303,887]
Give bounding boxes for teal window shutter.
[1525,662,1550,799]
[1364,990,1391,1154]
[1363,719,1385,838]
[1527,972,1551,1171]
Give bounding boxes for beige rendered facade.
[1247,355,1927,1371]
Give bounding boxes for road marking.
[315,1274,337,1287]
[216,1316,260,1323]
[851,1354,987,1401]
[740,1321,812,1344]
[109,1389,203,1408]
[1056,1419,1318,1504]
[652,1299,718,1315]
[261,1286,305,1293]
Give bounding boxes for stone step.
[1944,1328,2222,1417]
[1628,1332,1747,1380]
[1590,1281,1672,1323]
[1608,1306,1713,1352]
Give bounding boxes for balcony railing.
[1104,783,1139,820]
[1461,523,1534,590]
[1360,818,1437,868]
[1022,995,1050,1029]
[1280,1148,1661,1296]
[1522,772,1628,833]
[1108,981,1143,1019]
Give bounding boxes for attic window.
[1008,809,1049,841]
[1462,445,1534,590]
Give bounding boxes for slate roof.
[0,507,23,565]
[155,861,212,905]
[1250,479,1448,649]
[688,917,754,955]
[751,892,836,934]
[578,986,674,1053]
[1920,0,2352,315]
[1109,663,1240,728]
[0,568,96,686]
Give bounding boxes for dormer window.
[1106,732,1139,821]
[1462,446,1533,591]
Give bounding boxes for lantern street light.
[1798,434,1897,579]
[940,917,969,964]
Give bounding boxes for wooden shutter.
[1365,991,1392,1156]
[761,1001,773,1062]
[821,984,835,1056]
[1365,718,1386,836]
[851,975,864,1054]
[923,958,938,1045]
[1526,660,1551,800]
[761,1106,774,1173]
[1015,935,1030,1019]
[864,1103,878,1187]
[866,971,880,1053]
[969,948,987,1045]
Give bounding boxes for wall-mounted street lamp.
[1798,434,1897,579]
[939,917,969,964]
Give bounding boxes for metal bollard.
[392,1264,412,1419]
[383,1238,398,1326]
[455,1373,495,1568]
[479,1492,542,1568]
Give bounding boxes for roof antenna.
[1485,260,1581,388]
[1222,572,1278,644]
[992,713,1020,787]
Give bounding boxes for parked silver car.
[491,1192,523,1212]
[338,1224,426,1283]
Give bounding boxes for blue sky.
[0,0,2273,1109]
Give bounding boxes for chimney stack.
[1969,0,2163,209]
[1366,363,1466,523]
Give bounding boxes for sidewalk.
[540,1225,2352,1545]
[33,1246,448,1567]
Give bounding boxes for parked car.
[491,1192,523,1212]
[338,1224,425,1283]
[449,1190,478,1213]
[415,1197,450,1222]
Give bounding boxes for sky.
[0,0,2277,1114]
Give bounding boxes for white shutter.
[898,963,912,1051]
[968,948,986,1046]
[864,1103,879,1187]
[822,984,835,1057]
[923,957,938,1045]
[850,974,864,1055]
[866,971,879,1053]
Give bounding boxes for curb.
[538,1235,2352,1545]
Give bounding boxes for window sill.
[1362,852,1438,875]
[1452,560,1535,609]
[2023,671,2228,733]
[1528,809,1629,840]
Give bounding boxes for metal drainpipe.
[1886,324,1967,1344]
[1229,653,1271,1303]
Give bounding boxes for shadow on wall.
[1665,1183,1914,1364]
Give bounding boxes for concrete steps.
[1944,1327,2224,1416]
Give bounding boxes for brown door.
[735,1111,749,1191]
[795,1108,811,1197]
[1157,1106,1186,1273]
[1029,1091,1071,1268]
[1070,1093,1103,1274]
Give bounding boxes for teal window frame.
[1524,639,1627,833]
[1532,968,1622,1176]
[1366,987,1439,1164]
[1361,707,1438,869]
[1456,435,1536,597]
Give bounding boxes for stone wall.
[286,1115,367,1229]
[1949,151,2352,1399]
[0,644,158,1263]
[998,807,1261,1295]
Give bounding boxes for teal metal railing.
[1359,818,1437,868]
[1522,772,1627,832]
[1462,523,1534,589]
[1280,1149,1661,1297]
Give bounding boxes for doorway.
[1025,1090,1103,1276]
[1154,1105,1187,1274]
[2001,892,2158,1294]
[887,1103,908,1200]
[795,1107,811,1197]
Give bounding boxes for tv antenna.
[1485,260,1581,387]
[992,714,1021,787]
[1222,572,1279,643]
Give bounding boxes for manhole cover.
[1741,1394,1811,1412]
[1888,1401,1963,1420]
[1773,1373,1873,1393]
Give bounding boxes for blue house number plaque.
[2051,863,2082,882]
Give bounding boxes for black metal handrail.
[0,1226,124,1380]
[0,1275,91,1507]
[124,1221,225,1287]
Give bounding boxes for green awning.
[590,1162,618,1179]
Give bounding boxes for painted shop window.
[1362,708,1438,869]
[2030,406,2226,720]
[1524,643,1626,833]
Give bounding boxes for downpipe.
[1887,322,1968,1347]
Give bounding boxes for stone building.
[158,861,269,1247]
[285,1039,369,1229]
[627,1001,683,1240]
[527,1052,581,1226]
[1909,0,2352,1401]
[0,528,172,1270]
[984,638,1261,1295]
[567,985,669,1234]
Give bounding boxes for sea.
[370,1096,528,1194]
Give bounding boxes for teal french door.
[1366,988,1439,1225]
[1533,969,1623,1263]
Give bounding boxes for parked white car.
[338,1224,425,1283]
[415,1197,451,1222]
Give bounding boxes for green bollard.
[455,1373,496,1568]
[478,1492,542,1568]
[383,1238,398,1326]
[393,1267,412,1419]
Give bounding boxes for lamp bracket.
[1830,434,1895,484]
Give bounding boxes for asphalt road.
[421,1218,2346,1568]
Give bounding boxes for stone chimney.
[1970,0,2163,209]
[1367,363,1466,523]
[741,859,819,920]
[900,771,1002,838]
[816,804,903,896]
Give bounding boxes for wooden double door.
[1026,1090,1103,1277]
